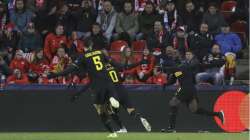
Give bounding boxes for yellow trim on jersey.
[84,50,102,58]
[174,71,183,77]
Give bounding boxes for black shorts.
[114,84,133,109]
[92,83,119,105]
[175,87,198,105]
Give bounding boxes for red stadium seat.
[220,1,237,21]
[231,20,247,32]
[133,52,143,63]
[231,20,247,43]
[132,40,147,52]
[110,40,128,52]
[109,52,121,63]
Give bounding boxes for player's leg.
[94,89,118,138]
[167,96,181,131]
[117,85,151,132]
[168,97,181,129]
[107,84,120,109]
[108,107,127,133]
[126,107,151,132]
[93,104,118,138]
[188,98,225,124]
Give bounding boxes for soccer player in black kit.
[48,39,121,137]
[103,61,151,133]
[48,40,151,137]
[163,51,225,132]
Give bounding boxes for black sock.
[168,106,178,129]
[130,110,142,120]
[111,113,124,129]
[100,114,114,133]
[195,108,218,116]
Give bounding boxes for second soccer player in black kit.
[103,61,152,133]
[163,51,225,132]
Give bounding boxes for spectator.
[44,24,67,60]
[161,0,180,33]
[224,52,236,85]
[89,23,108,50]
[157,46,178,67]
[96,0,117,42]
[135,48,155,83]
[17,22,43,53]
[172,26,189,57]
[50,3,74,35]
[9,50,29,73]
[9,0,34,32]
[33,0,58,35]
[215,23,242,55]
[181,50,199,74]
[196,44,225,85]
[180,0,203,33]
[148,65,167,85]
[50,46,70,73]
[0,23,19,64]
[120,46,138,81]
[171,48,182,65]
[146,20,170,53]
[66,0,81,9]
[115,1,139,41]
[29,48,49,76]
[25,0,36,12]
[134,0,147,12]
[137,1,161,39]
[38,65,55,84]
[67,31,85,60]
[50,46,71,84]
[0,55,11,76]
[188,23,213,61]
[75,0,97,39]
[7,68,29,84]
[202,2,225,35]
[0,2,8,31]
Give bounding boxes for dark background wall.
[0,89,227,132]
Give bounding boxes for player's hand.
[47,72,58,79]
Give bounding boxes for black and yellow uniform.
[164,61,225,131]
[73,49,119,105]
[164,65,198,104]
[104,63,134,108]
[104,62,152,132]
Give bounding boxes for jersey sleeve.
[73,55,85,68]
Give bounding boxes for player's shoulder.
[84,49,103,58]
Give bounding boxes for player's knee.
[127,108,135,114]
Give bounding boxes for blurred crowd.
[0,0,249,86]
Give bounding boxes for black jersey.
[104,63,122,85]
[73,49,112,88]
[104,60,141,85]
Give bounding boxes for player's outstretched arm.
[70,83,91,103]
[162,66,181,74]
[47,64,79,79]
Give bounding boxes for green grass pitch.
[0,132,248,140]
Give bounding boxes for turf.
[0,132,248,140]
